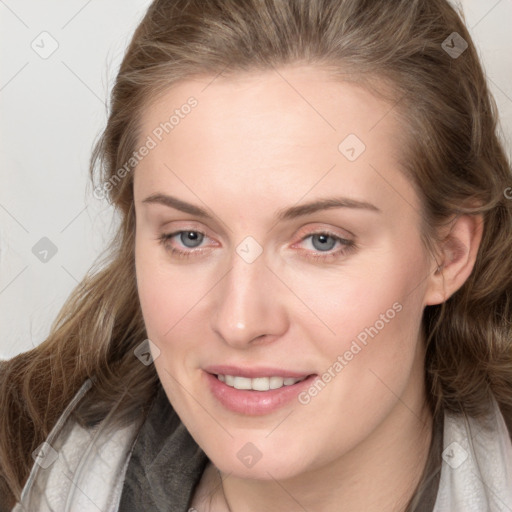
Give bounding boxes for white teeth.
[269,376,284,389]
[217,374,306,391]
[233,376,252,390]
[252,377,270,391]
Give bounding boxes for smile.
[217,374,308,391]
[204,369,317,415]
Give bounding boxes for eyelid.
[159,219,211,233]
[292,223,355,244]
[159,218,219,239]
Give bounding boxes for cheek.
[135,241,211,341]
[303,248,427,402]
[134,242,209,406]
[289,242,428,417]
[289,246,426,349]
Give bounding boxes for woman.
[1,0,512,510]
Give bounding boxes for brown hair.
[2,0,511,509]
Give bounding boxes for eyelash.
[156,230,356,262]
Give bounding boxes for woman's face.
[134,65,439,480]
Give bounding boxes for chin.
[205,441,313,481]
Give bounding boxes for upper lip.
[204,365,314,379]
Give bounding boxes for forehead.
[140,65,400,146]
[134,65,418,216]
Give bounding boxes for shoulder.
[13,379,144,512]
[433,395,512,510]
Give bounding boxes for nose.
[210,248,289,349]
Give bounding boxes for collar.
[433,395,512,511]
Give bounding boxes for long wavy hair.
[2,0,511,509]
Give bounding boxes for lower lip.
[204,371,317,415]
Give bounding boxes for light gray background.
[1,0,511,359]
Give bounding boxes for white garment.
[12,380,141,512]
[13,379,512,511]
[433,395,512,511]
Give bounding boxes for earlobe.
[424,214,484,306]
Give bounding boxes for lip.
[204,365,312,379]
[203,367,317,416]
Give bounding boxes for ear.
[424,213,484,306]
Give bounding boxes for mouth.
[216,373,308,391]
[203,366,317,415]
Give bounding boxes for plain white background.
[1,0,511,359]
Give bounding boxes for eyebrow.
[141,193,381,220]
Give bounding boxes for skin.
[133,65,483,511]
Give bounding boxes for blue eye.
[157,230,208,258]
[296,231,356,262]
[178,231,204,248]
[157,229,356,262]
[309,233,337,251]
